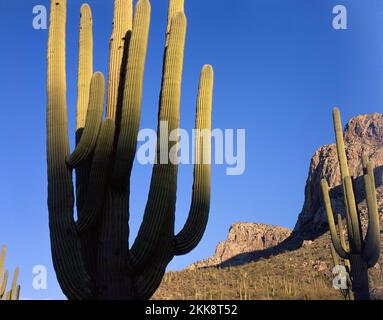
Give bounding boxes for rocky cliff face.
[293,113,383,269]
[294,113,383,237]
[188,223,291,269]
[188,113,383,271]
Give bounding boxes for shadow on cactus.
[321,108,380,300]
[46,0,214,300]
[0,245,20,300]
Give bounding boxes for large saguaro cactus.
[321,108,380,300]
[47,0,214,300]
[0,245,20,300]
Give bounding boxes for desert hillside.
[154,232,382,300]
[154,113,383,300]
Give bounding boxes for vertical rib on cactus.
[76,4,93,130]
[166,0,184,41]
[113,0,151,189]
[47,0,213,300]
[321,107,381,300]
[106,0,133,119]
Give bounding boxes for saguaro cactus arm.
[106,0,133,119]
[362,158,380,266]
[337,214,351,270]
[15,285,20,300]
[0,245,5,284]
[76,4,93,130]
[0,245,7,299]
[167,0,184,39]
[76,118,116,233]
[9,267,19,300]
[333,108,350,178]
[321,179,349,259]
[128,10,187,271]
[67,73,105,168]
[0,270,8,299]
[0,245,21,300]
[337,214,349,251]
[343,176,363,252]
[47,0,92,300]
[174,65,214,256]
[333,108,362,252]
[330,243,339,267]
[113,0,151,190]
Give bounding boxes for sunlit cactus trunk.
[46,0,214,300]
[321,108,380,300]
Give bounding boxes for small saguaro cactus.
[0,245,20,300]
[321,108,381,300]
[47,0,214,300]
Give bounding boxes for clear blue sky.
[0,0,382,300]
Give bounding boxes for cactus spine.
[0,245,20,300]
[47,0,214,300]
[321,108,380,300]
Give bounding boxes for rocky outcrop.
[187,113,383,271]
[188,223,291,269]
[294,113,383,238]
[293,113,383,271]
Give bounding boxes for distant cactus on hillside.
[321,108,381,300]
[0,245,20,300]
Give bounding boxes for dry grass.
[153,234,382,300]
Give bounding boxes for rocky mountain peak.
[294,113,383,237]
[188,223,291,270]
[344,113,383,146]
